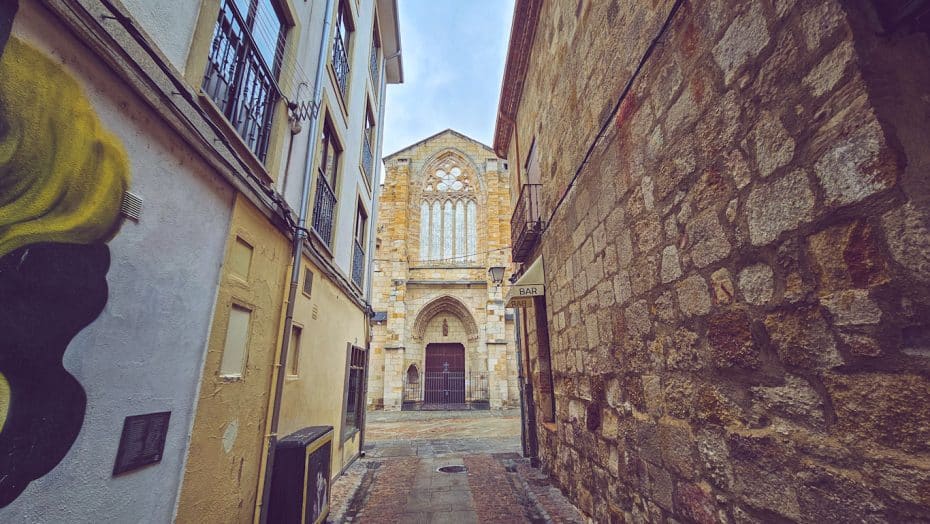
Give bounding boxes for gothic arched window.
[420,163,477,262]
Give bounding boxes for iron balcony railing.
[333,30,350,99]
[361,137,374,186]
[369,44,380,89]
[312,177,337,246]
[511,183,544,263]
[352,239,365,289]
[202,0,280,162]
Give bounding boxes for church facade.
[368,130,519,411]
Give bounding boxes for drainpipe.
[498,111,534,458]
[513,307,527,457]
[258,0,335,520]
[359,63,388,456]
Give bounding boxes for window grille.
[202,0,285,162]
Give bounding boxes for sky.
[380,0,516,167]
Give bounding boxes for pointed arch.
[412,295,479,341]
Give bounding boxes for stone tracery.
[419,153,478,262]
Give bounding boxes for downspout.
[513,308,527,457]
[359,65,388,456]
[500,110,533,459]
[258,0,336,520]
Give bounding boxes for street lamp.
[488,266,506,286]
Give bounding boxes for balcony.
[352,240,365,289]
[312,177,337,247]
[369,44,380,90]
[202,0,279,162]
[511,183,543,263]
[361,138,374,186]
[333,30,350,99]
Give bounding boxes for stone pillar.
[382,346,405,411]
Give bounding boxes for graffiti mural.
[0,1,131,507]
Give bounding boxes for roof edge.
[383,128,496,161]
[492,0,543,158]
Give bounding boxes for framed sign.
[112,411,171,476]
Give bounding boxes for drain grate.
[437,465,467,473]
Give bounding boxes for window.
[419,162,477,263]
[361,103,375,185]
[202,0,287,162]
[302,267,314,296]
[219,304,252,378]
[229,236,253,280]
[352,202,367,288]
[370,20,381,87]
[312,118,341,246]
[343,344,367,437]
[332,1,354,99]
[287,325,302,376]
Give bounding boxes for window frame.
[200,0,291,163]
[218,301,254,379]
[286,323,303,377]
[341,343,368,441]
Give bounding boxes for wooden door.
[423,343,465,405]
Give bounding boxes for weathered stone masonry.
[498,0,930,521]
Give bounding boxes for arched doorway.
[424,343,465,406]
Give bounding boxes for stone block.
[824,372,930,453]
[750,111,795,178]
[750,375,825,426]
[707,307,758,369]
[676,275,711,317]
[674,482,720,524]
[686,208,731,268]
[820,289,882,326]
[712,1,770,84]
[710,268,735,305]
[737,263,774,305]
[661,245,682,283]
[807,220,889,291]
[814,117,895,207]
[765,306,843,370]
[882,203,930,284]
[747,170,814,246]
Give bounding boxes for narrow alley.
[328,410,584,523]
[2,0,930,522]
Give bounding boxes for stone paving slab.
[328,411,584,523]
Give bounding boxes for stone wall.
[368,130,519,410]
[508,0,930,521]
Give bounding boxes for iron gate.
[402,371,489,408]
[424,371,466,404]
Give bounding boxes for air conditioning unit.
[268,426,334,524]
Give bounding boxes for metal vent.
[303,267,314,296]
[312,304,319,320]
[120,191,143,221]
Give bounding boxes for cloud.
[380,0,515,166]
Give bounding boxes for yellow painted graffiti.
[0,372,8,433]
[0,37,131,258]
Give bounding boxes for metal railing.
[202,0,279,162]
[361,137,374,186]
[511,184,544,262]
[312,177,337,246]
[333,30,350,99]
[402,371,490,406]
[369,44,380,89]
[352,240,365,288]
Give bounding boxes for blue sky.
[381,0,515,165]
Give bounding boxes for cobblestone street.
[328,410,584,523]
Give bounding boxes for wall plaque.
[112,411,171,476]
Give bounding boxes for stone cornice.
[493,0,543,158]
